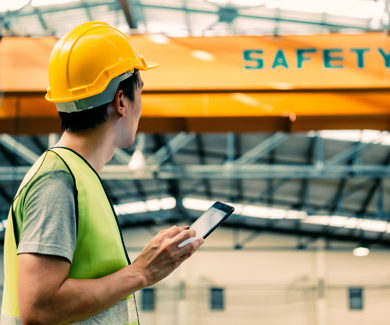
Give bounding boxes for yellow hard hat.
[45,21,158,112]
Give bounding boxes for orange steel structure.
[1,33,390,134]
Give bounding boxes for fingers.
[165,225,190,238]
[178,237,204,256]
[174,229,196,245]
[178,238,204,259]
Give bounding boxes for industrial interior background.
[2,0,390,324]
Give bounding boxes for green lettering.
[323,49,343,68]
[379,48,390,68]
[297,49,317,68]
[272,49,288,69]
[351,48,369,68]
[244,50,264,69]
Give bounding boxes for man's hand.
[133,225,204,287]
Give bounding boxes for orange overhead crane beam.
[1,33,390,134]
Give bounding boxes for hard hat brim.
[140,61,159,70]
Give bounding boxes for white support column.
[48,133,60,148]
[316,245,327,325]
[176,263,188,325]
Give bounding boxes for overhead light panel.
[114,197,176,216]
[266,0,380,19]
[302,215,389,233]
[31,0,80,7]
[353,247,370,257]
[182,197,306,219]
[183,198,390,234]
[307,130,390,146]
[183,198,215,211]
[208,0,267,6]
[0,0,29,12]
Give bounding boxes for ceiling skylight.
[31,0,80,7]
[0,0,29,12]
[265,0,385,19]
[183,197,390,233]
[308,130,390,146]
[0,0,80,12]
[207,0,268,6]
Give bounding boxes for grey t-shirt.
[16,152,77,263]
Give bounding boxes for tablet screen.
[178,207,227,247]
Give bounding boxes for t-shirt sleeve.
[17,169,77,264]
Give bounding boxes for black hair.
[59,70,141,133]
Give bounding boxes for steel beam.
[324,132,388,167]
[234,135,244,202]
[295,137,315,244]
[0,184,12,203]
[33,7,49,34]
[154,135,188,218]
[232,132,288,166]
[312,179,373,214]
[326,141,361,215]
[315,134,324,168]
[113,134,145,165]
[0,134,39,164]
[195,134,212,199]
[183,0,192,33]
[0,144,18,165]
[226,133,238,202]
[31,136,46,153]
[81,0,94,21]
[221,220,390,248]
[328,178,348,214]
[266,150,276,205]
[118,0,137,29]
[146,132,195,166]
[137,4,376,32]
[113,149,132,165]
[356,149,390,217]
[377,178,384,219]
[5,2,378,33]
[298,137,315,210]
[3,164,390,181]
[100,164,390,180]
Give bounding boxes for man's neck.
[54,129,116,174]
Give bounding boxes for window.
[210,287,224,310]
[349,287,363,310]
[141,287,155,311]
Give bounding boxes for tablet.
[178,201,235,248]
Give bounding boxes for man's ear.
[112,89,126,117]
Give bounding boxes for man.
[1,21,203,325]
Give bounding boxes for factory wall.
[124,226,390,325]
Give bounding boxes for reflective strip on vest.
[0,300,138,325]
[0,314,22,325]
[73,300,138,325]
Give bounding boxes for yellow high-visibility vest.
[1,147,139,325]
